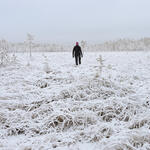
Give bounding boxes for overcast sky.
[0,0,150,43]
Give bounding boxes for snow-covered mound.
[0,52,150,150]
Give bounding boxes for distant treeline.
[1,37,150,53]
[88,38,150,51]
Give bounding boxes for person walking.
[72,42,83,65]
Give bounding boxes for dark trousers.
[75,56,81,65]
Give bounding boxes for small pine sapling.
[43,56,51,73]
[26,33,34,58]
[95,55,104,78]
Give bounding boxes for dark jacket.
[72,45,83,57]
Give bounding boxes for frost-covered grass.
[0,51,150,150]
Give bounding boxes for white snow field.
[0,51,150,150]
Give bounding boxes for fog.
[0,0,150,43]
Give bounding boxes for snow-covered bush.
[35,79,48,88]
[0,39,17,66]
[43,56,51,73]
[95,55,104,77]
[43,62,51,73]
[11,53,17,62]
[0,39,10,65]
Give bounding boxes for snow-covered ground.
[0,51,150,150]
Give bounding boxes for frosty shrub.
[35,79,48,88]
[43,62,51,73]
[81,40,87,53]
[43,56,51,73]
[0,39,17,66]
[11,53,17,63]
[95,55,104,77]
[0,39,10,65]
